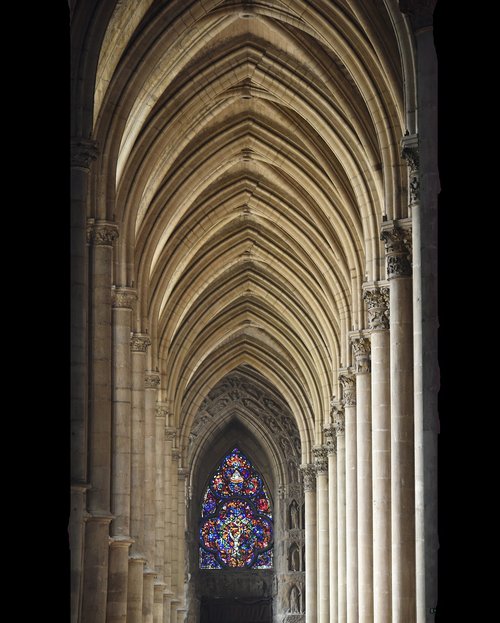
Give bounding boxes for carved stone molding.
[300,464,316,492]
[165,428,176,442]
[339,373,356,406]
[363,287,390,330]
[112,287,137,309]
[71,137,99,170]
[332,404,345,436]
[312,446,328,473]
[87,220,119,247]
[380,226,412,278]
[130,333,151,352]
[144,373,160,389]
[351,335,371,374]
[323,424,337,455]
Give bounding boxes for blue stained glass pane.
[199,447,273,569]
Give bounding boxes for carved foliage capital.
[300,464,316,491]
[323,424,337,455]
[145,373,161,389]
[339,373,356,406]
[130,333,151,352]
[87,220,119,246]
[351,336,371,374]
[71,137,99,170]
[381,226,412,278]
[363,287,390,330]
[156,405,168,419]
[332,404,345,436]
[112,287,137,309]
[313,445,328,473]
[165,428,176,442]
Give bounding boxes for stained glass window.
[199,447,273,569]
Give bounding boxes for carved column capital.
[144,372,161,389]
[87,219,119,246]
[363,286,390,330]
[71,137,99,170]
[401,133,420,205]
[300,464,316,492]
[313,446,328,473]
[380,224,412,278]
[339,373,356,406]
[130,333,151,352]
[351,334,371,374]
[155,404,168,419]
[112,287,137,309]
[324,424,337,455]
[165,428,176,442]
[332,404,345,436]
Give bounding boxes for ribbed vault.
[82,0,415,463]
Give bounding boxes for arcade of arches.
[70,1,440,622]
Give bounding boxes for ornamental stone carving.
[112,287,137,309]
[165,428,176,442]
[71,137,99,170]
[130,333,151,352]
[381,226,412,279]
[363,287,390,330]
[155,405,168,419]
[300,464,316,491]
[351,335,371,374]
[401,135,420,204]
[339,373,356,406]
[313,446,328,473]
[332,404,345,436]
[324,424,337,455]
[145,373,161,389]
[87,221,119,246]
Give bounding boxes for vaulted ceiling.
[74,0,414,460]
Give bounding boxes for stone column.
[127,555,146,623]
[129,333,150,555]
[400,8,440,607]
[144,372,160,574]
[107,287,136,623]
[351,335,373,623]
[170,448,180,623]
[363,286,391,623]
[81,220,119,623]
[301,464,317,623]
[154,405,167,623]
[128,333,150,619]
[381,223,415,623]
[324,421,337,623]
[163,428,176,623]
[333,404,346,623]
[143,568,156,623]
[339,372,357,623]
[70,138,98,623]
[177,467,188,616]
[314,446,329,623]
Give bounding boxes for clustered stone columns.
[301,464,317,623]
[107,287,137,623]
[381,223,416,623]
[70,138,99,623]
[82,219,119,623]
[351,335,373,623]
[363,286,391,623]
[339,372,357,623]
[154,404,168,623]
[333,404,346,623]
[324,420,338,623]
[314,445,330,623]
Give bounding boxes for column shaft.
[144,374,159,568]
[325,425,338,623]
[352,337,373,623]
[155,406,167,623]
[143,570,155,623]
[107,539,133,623]
[340,374,358,623]
[315,454,329,623]
[335,409,346,623]
[127,557,145,623]
[302,465,317,623]
[177,470,187,611]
